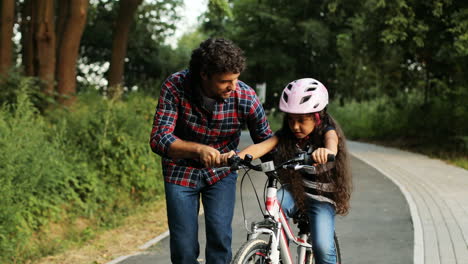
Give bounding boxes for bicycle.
[227,151,341,264]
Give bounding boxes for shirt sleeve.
[324,125,336,133]
[246,93,273,144]
[149,76,181,157]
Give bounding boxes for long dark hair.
[274,109,352,215]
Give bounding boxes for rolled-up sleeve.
[149,79,180,157]
[247,94,272,143]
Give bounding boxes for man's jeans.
[277,186,337,264]
[164,172,237,264]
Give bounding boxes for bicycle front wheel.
[231,239,269,264]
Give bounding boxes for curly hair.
[189,38,246,83]
[274,109,352,215]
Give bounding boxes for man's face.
[200,72,240,100]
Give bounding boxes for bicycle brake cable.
[239,169,266,232]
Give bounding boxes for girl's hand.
[219,150,237,166]
[312,148,336,164]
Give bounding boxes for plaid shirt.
[150,70,272,187]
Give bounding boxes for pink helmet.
[279,78,328,114]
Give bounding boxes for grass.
[34,199,168,264]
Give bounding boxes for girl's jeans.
[164,172,238,264]
[277,186,337,264]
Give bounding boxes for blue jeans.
[277,187,337,264]
[164,172,238,264]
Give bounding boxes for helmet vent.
[286,84,293,90]
[306,87,317,92]
[283,93,288,102]
[313,103,320,108]
[300,95,311,104]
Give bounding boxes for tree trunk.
[21,0,35,76]
[35,0,56,95]
[0,0,15,75]
[56,0,88,106]
[55,0,69,71]
[107,0,142,93]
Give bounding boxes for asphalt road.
[120,134,413,264]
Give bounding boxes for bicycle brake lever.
[283,164,318,174]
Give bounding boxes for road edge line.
[349,151,424,264]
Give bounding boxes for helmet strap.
[314,112,321,127]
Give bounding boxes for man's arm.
[149,77,180,157]
[245,90,273,143]
[149,76,222,167]
[168,139,222,168]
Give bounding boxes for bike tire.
[231,239,269,264]
[334,232,342,264]
[304,232,342,264]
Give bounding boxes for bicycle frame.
[247,178,312,264]
[229,153,337,264]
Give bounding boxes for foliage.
[330,87,468,155]
[202,0,234,36]
[0,69,59,111]
[197,0,467,159]
[0,79,163,263]
[79,0,183,94]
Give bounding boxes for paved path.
[349,141,468,264]
[112,139,468,264]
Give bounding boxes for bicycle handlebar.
[228,152,335,173]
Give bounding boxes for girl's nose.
[292,121,300,130]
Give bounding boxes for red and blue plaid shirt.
[150,70,272,187]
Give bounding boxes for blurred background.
[0,0,466,263]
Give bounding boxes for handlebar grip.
[306,153,336,164]
[228,155,242,170]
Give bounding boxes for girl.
[227,78,352,264]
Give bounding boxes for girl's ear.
[200,72,208,81]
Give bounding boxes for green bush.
[0,87,82,262]
[329,89,467,156]
[0,83,163,263]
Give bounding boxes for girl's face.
[287,113,316,139]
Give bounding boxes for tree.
[206,0,337,108]
[107,0,143,92]
[35,0,56,95]
[18,0,88,105]
[56,0,89,105]
[0,0,15,75]
[80,0,183,94]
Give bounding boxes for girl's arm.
[220,135,279,165]
[312,130,339,164]
[238,135,279,160]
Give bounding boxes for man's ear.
[200,72,208,81]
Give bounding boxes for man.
[149,38,272,264]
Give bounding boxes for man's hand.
[198,145,222,167]
[312,148,336,164]
[219,150,236,166]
